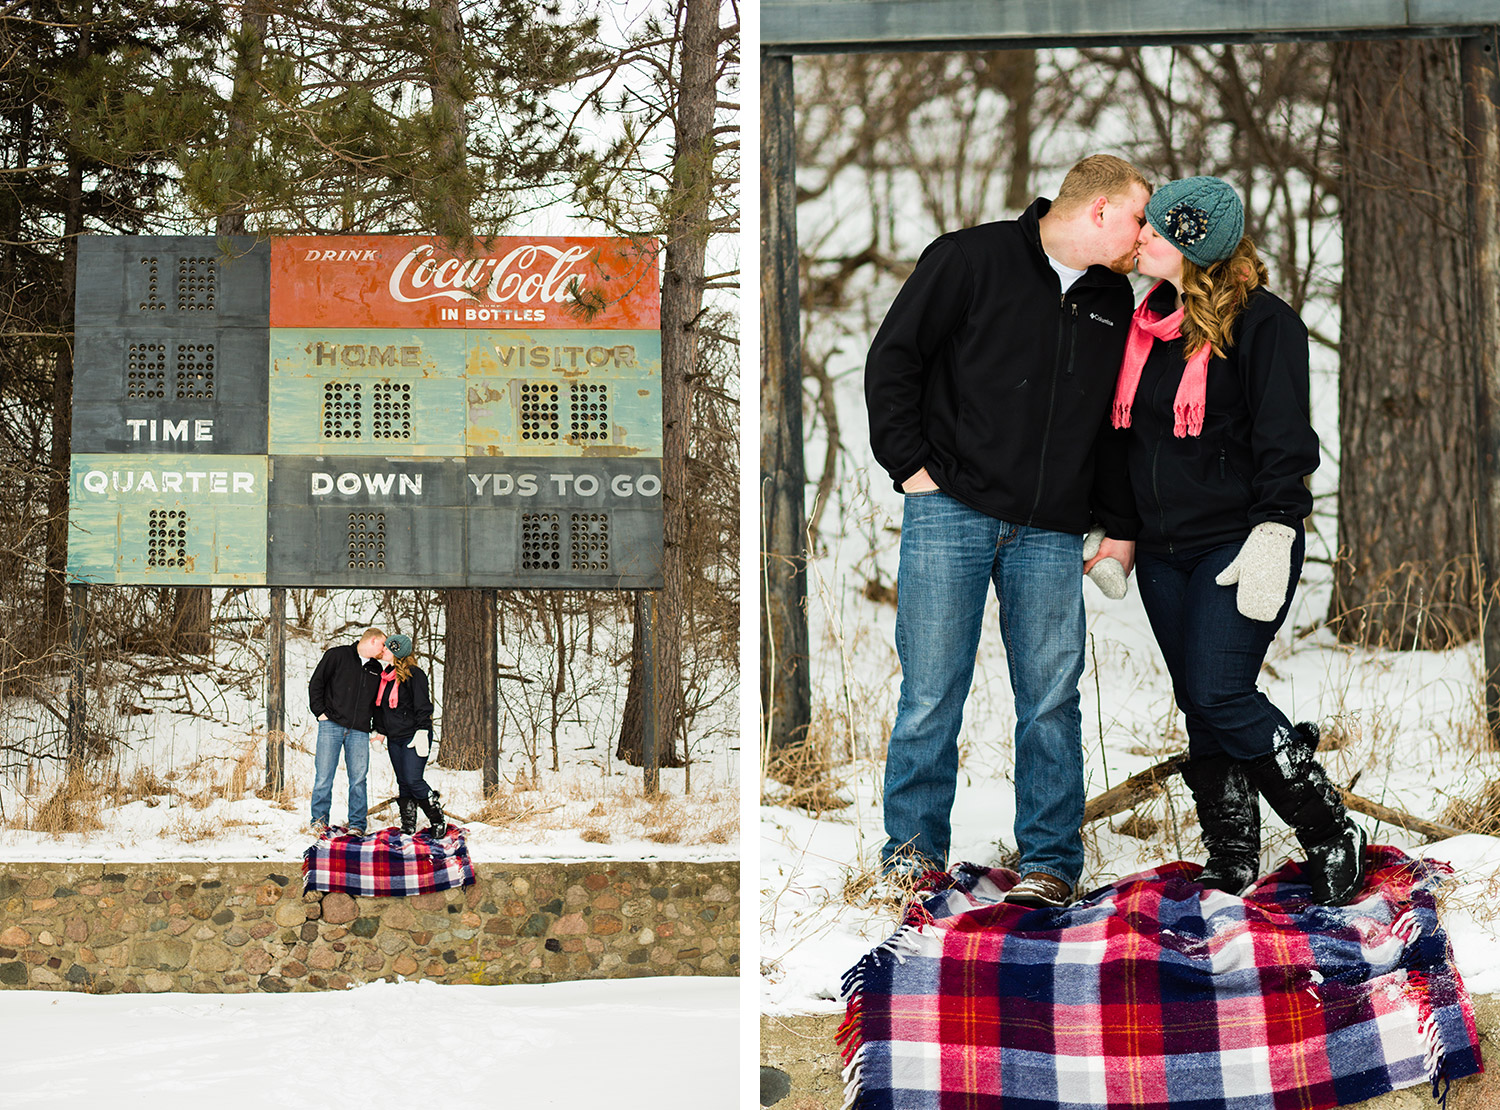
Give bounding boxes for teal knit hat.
[1145,176,1243,266]
[385,633,413,659]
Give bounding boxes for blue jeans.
[387,737,433,802]
[881,491,1087,883]
[1134,531,1305,761]
[312,719,370,828]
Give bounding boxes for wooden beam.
[763,0,1500,54]
[1461,28,1500,744]
[760,54,812,756]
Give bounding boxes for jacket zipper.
[1028,295,1070,523]
[1219,449,1226,479]
[1064,303,1079,375]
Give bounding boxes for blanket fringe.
[839,1043,867,1110]
[836,920,929,1109]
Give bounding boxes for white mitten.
[1214,521,1296,621]
[410,730,431,759]
[1082,526,1128,600]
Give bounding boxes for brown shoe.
[1005,871,1073,908]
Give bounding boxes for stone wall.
[0,860,737,993]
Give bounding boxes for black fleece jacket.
[1110,283,1319,554]
[373,665,434,743]
[307,642,383,732]
[865,198,1137,534]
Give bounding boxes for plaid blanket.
[839,847,1482,1109]
[302,825,475,897]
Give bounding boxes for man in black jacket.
[866,154,1149,907]
[307,627,386,836]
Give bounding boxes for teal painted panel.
[466,329,660,457]
[68,454,267,584]
[268,328,467,455]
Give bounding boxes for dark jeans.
[386,737,433,802]
[1135,530,1305,761]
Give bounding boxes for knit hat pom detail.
[1145,176,1244,267]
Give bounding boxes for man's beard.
[1106,246,1139,274]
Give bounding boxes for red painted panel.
[270,236,660,330]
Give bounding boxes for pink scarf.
[377,667,398,708]
[1111,280,1211,438]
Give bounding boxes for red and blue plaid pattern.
[839,847,1482,1109]
[302,825,475,897]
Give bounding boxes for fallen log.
[1081,753,1467,844]
[1082,755,1187,825]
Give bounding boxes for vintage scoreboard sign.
[68,235,663,588]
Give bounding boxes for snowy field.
[0,977,739,1108]
[0,600,738,863]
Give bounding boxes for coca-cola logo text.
[377,243,594,305]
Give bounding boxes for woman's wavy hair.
[1179,235,1270,360]
[388,652,417,683]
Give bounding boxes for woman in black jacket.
[1103,176,1364,905]
[372,633,445,838]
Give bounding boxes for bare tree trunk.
[616,0,719,768]
[161,0,271,659]
[999,51,1036,210]
[1328,39,1479,649]
[425,0,497,774]
[437,588,494,769]
[44,17,92,644]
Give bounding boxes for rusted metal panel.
[267,456,466,586]
[67,453,268,584]
[269,236,660,331]
[268,328,467,455]
[466,458,663,588]
[75,236,270,328]
[465,329,661,456]
[69,234,664,591]
[71,326,268,455]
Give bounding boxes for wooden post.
[642,591,660,795]
[760,52,813,760]
[1461,28,1500,743]
[481,587,500,797]
[66,583,88,769]
[265,586,286,792]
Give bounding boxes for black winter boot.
[1243,722,1366,905]
[1179,753,1260,894]
[418,790,447,840]
[398,796,419,836]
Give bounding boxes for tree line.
[0,0,738,782]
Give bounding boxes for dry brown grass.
[764,730,849,814]
[839,854,924,914]
[580,827,612,843]
[23,772,106,834]
[1438,778,1500,836]
[167,812,258,843]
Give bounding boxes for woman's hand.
[1215,522,1296,621]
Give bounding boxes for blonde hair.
[1180,236,1270,359]
[388,653,416,683]
[1052,154,1151,214]
[358,627,386,646]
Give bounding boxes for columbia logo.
[1089,313,1115,327]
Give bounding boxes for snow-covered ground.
[761,549,1500,1012]
[1,600,738,862]
[0,977,738,1108]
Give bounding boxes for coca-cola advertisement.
[269,235,660,330]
